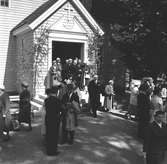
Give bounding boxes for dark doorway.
[52,41,82,64]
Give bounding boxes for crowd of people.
[42,82,80,156]
[1,55,167,162]
[44,57,87,90]
[87,76,115,117]
[126,76,167,164]
[42,70,116,155]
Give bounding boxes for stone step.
[9,95,19,102]
[38,94,47,100]
[10,108,19,115]
[32,96,44,105]
[30,100,43,111]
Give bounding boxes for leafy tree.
[91,0,167,78]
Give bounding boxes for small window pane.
[5,1,8,6]
[1,1,5,6]
[0,0,9,7]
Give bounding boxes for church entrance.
[52,41,83,65]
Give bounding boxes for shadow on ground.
[0,112,145,164]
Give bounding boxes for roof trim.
[73,0,104,35]
[13,25,31,36]
[29,0,66,30]
[13,0,104,36]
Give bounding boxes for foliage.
[17,24,49,95]
[92,0,167,78]
[87,30,104,76]
[33,24,49,85]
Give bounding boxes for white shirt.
[155,121,162,128]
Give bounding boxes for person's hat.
[21,81,29,88]
[56,57,61,62]
[154,110,165,117]
[52,60,57,64]
[0,84,5,90]
[109,80,113,83]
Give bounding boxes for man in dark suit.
[88,75,101,118]
[143,110,167,164]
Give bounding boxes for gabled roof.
[12,0,104,36]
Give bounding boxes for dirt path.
[0,112,145,164]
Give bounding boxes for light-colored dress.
[66,101,80,131]
[128,86,139,115]
[104,84,114,111]
[150,95,163,122]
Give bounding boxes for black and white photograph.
[1,0,167,163]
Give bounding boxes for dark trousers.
[61,115,68,144]
[46,123,59,155]
[90,100,98,117]
[67,130,75,144]
[146,152,165,164]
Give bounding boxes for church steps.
[32,96,44,106]
[9,94,43,116]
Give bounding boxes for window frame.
[0,0,10,8]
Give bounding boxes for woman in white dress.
[150,87,163,122]
[104,80,114,112]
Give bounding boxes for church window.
[0,0,9,7]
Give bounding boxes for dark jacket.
[143,121,167,153]
[88,80,100,101]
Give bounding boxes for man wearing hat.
[45,86,62,155]
[143,110,167,164]
[18,81,32,131]
[88,75,101,117]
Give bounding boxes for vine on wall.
[17,24,50,96]
[88,30,103,77]
[33,24,50,94]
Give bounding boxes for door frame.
[48,31,89,71]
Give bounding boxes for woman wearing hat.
[18,82,32,131]
[60,83,80,145]
[104,80,114,112]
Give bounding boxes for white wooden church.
[0,0,104,96]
